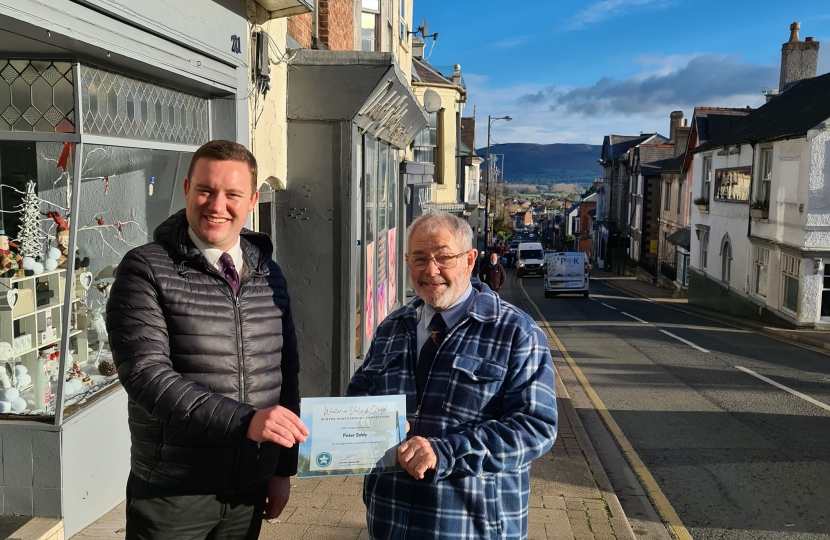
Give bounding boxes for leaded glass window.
[80,65,208,145]
[0,60,75,133]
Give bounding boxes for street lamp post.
[484,115,511,250]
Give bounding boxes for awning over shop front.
[666,226,691,250]
[287,50,428,148]
[252,0,313,18]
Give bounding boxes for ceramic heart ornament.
[79,272,93,291]
[6,289,18,309]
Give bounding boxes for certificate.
[297,395,407,478]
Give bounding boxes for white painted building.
[689,28,830,327]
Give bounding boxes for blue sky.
[413,0,830,146]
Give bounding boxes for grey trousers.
[125,473,267,540]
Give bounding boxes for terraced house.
[689,25,830,328]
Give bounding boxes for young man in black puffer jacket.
[106,140,308,540]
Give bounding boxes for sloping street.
[518,275,830,540]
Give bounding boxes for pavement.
[61,274,646,540]
[591,269,830,353]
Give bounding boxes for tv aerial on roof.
[410,18,438,42]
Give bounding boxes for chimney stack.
[669,110,683,142]
[413,37,425,59]
[779,22,820,91]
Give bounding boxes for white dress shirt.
[187,228,245,276]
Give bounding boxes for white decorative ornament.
[79,272,93,291]
[12,397,27,411]
[21,257,35,270]
[14,364,27,377]
[47,248,61,260]
[6,289,17,309]
[44,259,57,271]
[32,262,44,275]
[0,401,10,413]
[3,387,19,402]
[16,373,31,387]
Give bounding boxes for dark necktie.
[219,253,240,295]
[416,313,447,402]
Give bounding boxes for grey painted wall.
[278,120,345,398]
[0,425,61,518]
[62,388,130,537]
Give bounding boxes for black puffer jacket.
[106,210,300,494]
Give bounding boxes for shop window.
[80,65,208,145]
[714,167,751,202]
[0,60,75,133]
[753,246,769,298]
[0,139,190,419]
[361,0,380,52]
[781,253,800,314]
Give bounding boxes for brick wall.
[688,268,796,328]
[287,0,354,51]
[318,0,354,51]
[287,13,313,49]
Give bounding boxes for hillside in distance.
[476,143,602,186]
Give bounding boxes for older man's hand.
[247,406,308,448]
[398,436,437,480]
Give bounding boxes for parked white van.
[516,242,545,278]
[544,252,590,297]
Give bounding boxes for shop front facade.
[0,0,250,534]
[273,50,427,399]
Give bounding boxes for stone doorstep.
[8,518,63,540]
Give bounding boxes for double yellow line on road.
[518,280,694,540]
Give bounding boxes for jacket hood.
[153,209,275,271]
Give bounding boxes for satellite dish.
[422,89,442,114]
[422,19,429,39]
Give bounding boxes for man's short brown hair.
[187,140,258,194]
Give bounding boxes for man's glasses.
[407,252,467,270]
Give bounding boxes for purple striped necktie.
[218,253,240,295]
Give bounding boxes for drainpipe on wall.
[312,0,323,49]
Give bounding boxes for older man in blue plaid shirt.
[347,212,558,539]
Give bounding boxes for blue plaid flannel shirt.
[346,283,558,539]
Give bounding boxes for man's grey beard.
[411,275,470,310]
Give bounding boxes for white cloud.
[465,73,666,146]
[465,53,779,146]
[562,0,670,30]
[487,36,529,50]
[519,54,775,116]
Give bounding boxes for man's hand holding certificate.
[297,395,407,477]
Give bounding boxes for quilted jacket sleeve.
[274,266,301,476]
[429,324,558,481]
[106,249,256,443]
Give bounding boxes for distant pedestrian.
[479,252,507,293]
